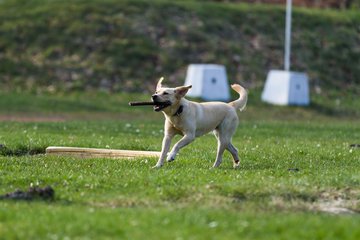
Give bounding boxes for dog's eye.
[163,92,169,95]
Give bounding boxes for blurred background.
[0,0,359,118]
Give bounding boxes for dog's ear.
[175,85,192,98]
[156,77,164,91]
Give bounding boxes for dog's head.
[151,77,192,112]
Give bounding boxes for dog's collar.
[173,105,183,117]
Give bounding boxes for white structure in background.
[261,0,310,106]
[262,70,309,105]
[184,64,230,101]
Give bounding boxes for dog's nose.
[152,94,158,101]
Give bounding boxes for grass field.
[0,91,359,239]
[1,0,359,93]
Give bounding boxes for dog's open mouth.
[153,101,171,112]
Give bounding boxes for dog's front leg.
[153,134,173,168]
[167,133,195,162]
[153,122,176,168]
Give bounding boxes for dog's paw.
[152,164,163,169]
[166,153,176,162]
[233,161,240,169]
[167,156,175,162]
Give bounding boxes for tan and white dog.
[152,77,247,168]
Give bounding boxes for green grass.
[0,92,359,239]
[0,0,359,237]
[0,120,359,239]
[0,0,359,93]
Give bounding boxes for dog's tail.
[228,84,247,111]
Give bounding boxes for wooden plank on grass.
[46,146,161,158]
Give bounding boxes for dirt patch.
[269,189,360,214]
[312,191,359,214]
[315,199,356,214]
[0,186,55,201]
[0,144,45,156]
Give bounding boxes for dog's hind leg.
[213,114,239,168]
[213,140,227,168]
[212,129,229,167]
[215,131,240,168]
[227,143,240,168]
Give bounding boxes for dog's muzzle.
[153,101,171,112]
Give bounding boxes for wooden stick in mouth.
[128,101,156,106]
[128,101,171,107]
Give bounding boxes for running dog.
[152,77,247,168]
